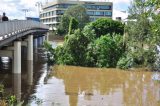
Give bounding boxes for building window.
[87,11,112,16]
[95,11,104,16]
[105,11,112,16]
[85,5,112,10]
[87,11,94,15]
[43,5,56,10]
[56,10,64,15]
[57,4,75,8]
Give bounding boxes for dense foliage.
[45,18,125,68]
[87,18,125,37]
[68,17,79,35]
[53,31,124,67]
[64,5,90,29]
[56,16,70,35]
[117,0,160,69]
[86,34,124,67]
[55,29,91,66]
[45,0,160,69]
[56,5,89,35]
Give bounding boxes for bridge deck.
[0,20,49,47]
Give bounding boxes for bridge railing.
[0,20,49,40]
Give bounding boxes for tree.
[56,5,90,35]
[56,15,70,35]
[55,29,93,66]
[65,5,90,29]
[145,0,160,44]
[123,0,157,68]
[68,17,79,35]
[86,18,124,38]
[86,34,124,67]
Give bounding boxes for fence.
[0,20,49,40]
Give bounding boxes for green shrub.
[86,34,125,67]
[87,18,125,38]
[117,54,134,69]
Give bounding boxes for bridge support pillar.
[37,37,41,47]
[13,74,21,102]
[27,35,33,61]
[26,35,34,86]
[34,38,38,48]
[27,60,33,85]
[45,32,49,41]
[42,36,45,44]
[13,41,21,74]
[40,36,43,45]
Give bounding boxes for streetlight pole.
[35,2,42,17]
[22,9,29,20]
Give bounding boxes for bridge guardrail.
[0,20,49,41]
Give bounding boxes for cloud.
[0,0,44,20]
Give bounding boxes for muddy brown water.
[0,43,160,106]
[28,65,160,106]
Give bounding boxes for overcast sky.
[0,0,131,20]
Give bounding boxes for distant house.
[26,17,40,22]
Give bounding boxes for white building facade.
[40,0,113,30]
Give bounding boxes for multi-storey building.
[40,0,113,30]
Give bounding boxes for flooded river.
[29,65,160,106]
[0,43,160,106]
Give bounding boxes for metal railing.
[0,20,49,41]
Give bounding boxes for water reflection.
[27,60,33,85]
[30,65,160,106]
[0,41,160,106]
[12,74,21,102]
[0,57,11,72]
[0,46,48,105]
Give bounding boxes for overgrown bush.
[87,18,124,38]
[53,32,125,67]
[54,29,92,66]
[117,54,134,69]
[45,18,125,68]
[117,49,157,69]
[86,34,124,67]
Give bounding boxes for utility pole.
[35,2,42,17]
[22,9,29,20]
[46,0,48,4]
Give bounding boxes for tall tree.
[68,17,79,35]
[65,5,90,29]
[56,5,90,35]
[125,0,157,67]
[56,15,70,35]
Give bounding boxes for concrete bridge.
[0,20,49,74]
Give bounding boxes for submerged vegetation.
[0,84,22,106]
[45,0,160,69]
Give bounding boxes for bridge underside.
[0,28,48,48]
